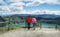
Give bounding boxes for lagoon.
[0,21,60,28]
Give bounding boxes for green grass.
[0,27,8,33]
[8,26,19,30]
[0,21,41,33]
[0,25,19,33]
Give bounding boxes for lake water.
[3,21,60,28]
[41,23,60,28]
[18,22,60,28]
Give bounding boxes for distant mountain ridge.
[0,14,60,19]
[0,14,60,24]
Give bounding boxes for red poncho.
[26,17,31,24]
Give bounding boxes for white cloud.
[10,0,21,2]
[23,0,33,1]
[26,0,45,6]
[42,10,60,15]
[46,0,60,4]
[0,6,10,11]
[10,2,25,6]
[0,6,11,14]
[26,1,40,6]
[0,0,60,15]
[0,2,25,14]
[4,0,22,3]
[9,2,25,12]
[26,0,60,6]
[0,5,60,15]
[27,9,60,15]
[0,0,7,5]
[4,0,33,3]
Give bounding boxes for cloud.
[3,0,33,4]
[0,6,10,11]
[0,2,25,14]
[25,0,60,6]
[3,0,22,3]
[0,0,26,14]
[9,2,25,12]
[0,0,7,5]
[26,0,45,6]
[46,0,60,4]
[27,9,60,15]
[42,10,60,15]
[0,5,60,15]
[0,6,11,14]
[26,1,40,6]
[0,0,60,15]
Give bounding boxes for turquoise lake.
[5,20,60,28]
[15,22,60,28]
[41,23,60,28]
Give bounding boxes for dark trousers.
[27,23,30,30]
[32,23,36,30]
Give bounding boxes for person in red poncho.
[26,16,31,30]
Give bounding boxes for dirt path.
[0,28,60,37]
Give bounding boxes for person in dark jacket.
[26,16,31,30]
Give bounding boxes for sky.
[0,0,60,15]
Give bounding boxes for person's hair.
[28,16,30,17]
[34,16,35,18]
[32,16,35,18]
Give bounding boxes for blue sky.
[0,0,60,15]
[24,3,60,11]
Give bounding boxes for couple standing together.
[26,16,37,30]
